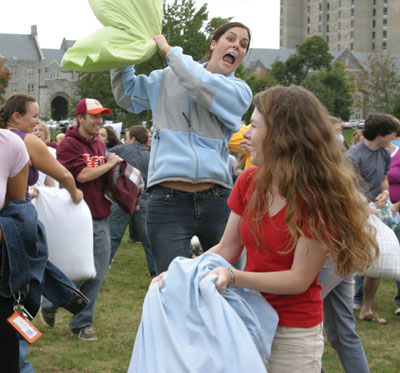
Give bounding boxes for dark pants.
[0,296,19,373]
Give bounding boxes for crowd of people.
[1,21,400,372]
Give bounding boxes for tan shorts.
[266,322,324,373]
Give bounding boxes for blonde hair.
[36,121,50,143]
[352,129,363,145]
[246,86,378,277]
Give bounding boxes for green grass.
[27,231,400,372]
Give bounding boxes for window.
[338,33,341,41]
[308,16,310,23]
[338,10,342,18]
[319,14,322,22]
[351,19,354,28]
[351,30,354,39]
[372,20,376,28]
[319,3,322,11]
[308,5,310,13]
[372,31,375,39]
[27,68,34,78]
[352,0,355,4]
[384,0,388,3]
[373,0,376,4]
[10,83,17,92]
[327,25,330,32]
[372,42,375,50]
[383,7,388,15]
[327,13,330,21]
[383,18,387,26]
[350,42,354,51]
[338,22,341,30]
[373,8,376,16]
[326,35,329,42]
[307,27,310,34]
[318,25,322,32]
[27,83,34,93]
[383,41,387,50]
[383,30,387,38]
[11,67,17,75]
[351,8,354,17]
[327,3,330,10]
[339,0,342,7]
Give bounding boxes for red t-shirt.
[228,167,323,328]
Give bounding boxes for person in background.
[40,98,121,341]
[99,125,120,151]
[385,117,400,316]
[153,86,378,372]
[55,133,65,144]
[108,125,155,276]
[349,114,399,324]
[352,129,363,147]
[111,22,253,274]
[0,129,29,373]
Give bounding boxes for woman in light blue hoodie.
[111,22,253,274]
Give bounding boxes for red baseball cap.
[75,98,111,116]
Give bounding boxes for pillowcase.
[61,0,163,72]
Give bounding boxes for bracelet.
[227,267,235,286]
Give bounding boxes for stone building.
[0,25,79,120]
[280,0,400,53]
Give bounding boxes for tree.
[352,52,400,116]
[270,35,333,86]
[302,62,354,119]
[0,59,11,104]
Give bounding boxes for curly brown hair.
[246,86,378,277]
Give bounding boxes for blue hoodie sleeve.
[165,47,253,133]
[111,65,164,114]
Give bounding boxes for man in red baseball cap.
[41,98,121,340]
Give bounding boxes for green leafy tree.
[0,59,11,104]
[352,53,400,116]
[270,35,333,86]
[302,62,353,119]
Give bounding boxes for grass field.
[26,229,400,373]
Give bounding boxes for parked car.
[350,119,359,129]
[46,120,58,129]
[358,120,365,128]
[342,121,352,129]
[58,118,74,133]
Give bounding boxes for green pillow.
[61,0,163,72]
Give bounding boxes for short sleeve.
[228,167,258,216]
[7,131,29,177]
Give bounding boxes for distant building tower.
[280,0,400,53]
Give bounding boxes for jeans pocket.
[212,186,231,201]
[147,191,172,205]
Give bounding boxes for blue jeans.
[319,260,370,373]
[19,338,33,373]
[354,275,364,306]
[109,198,156,276]
[396,281,400,307]
[146,185,231,274]
[42,219,111,331]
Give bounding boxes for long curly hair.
[246,86,378,277]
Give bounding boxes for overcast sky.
[0,0,279,50]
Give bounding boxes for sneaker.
[395,307,400,316]
[353,303,361,310]
[73,326,97,341]
[40,308,55,328]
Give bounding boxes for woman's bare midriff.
[160,181,215,192]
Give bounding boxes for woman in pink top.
[0,129,29,372]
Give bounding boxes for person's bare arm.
[1,162,29,243]
[24,134,82,204]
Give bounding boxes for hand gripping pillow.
[61,0,163,72]
[33,186,96,281]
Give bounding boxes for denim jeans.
[146,185,231,274]
[319,260,370,373]
[109,198,156,276]
[42,219,111,331]
[354,274,364,306]
[19,338,33,373]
